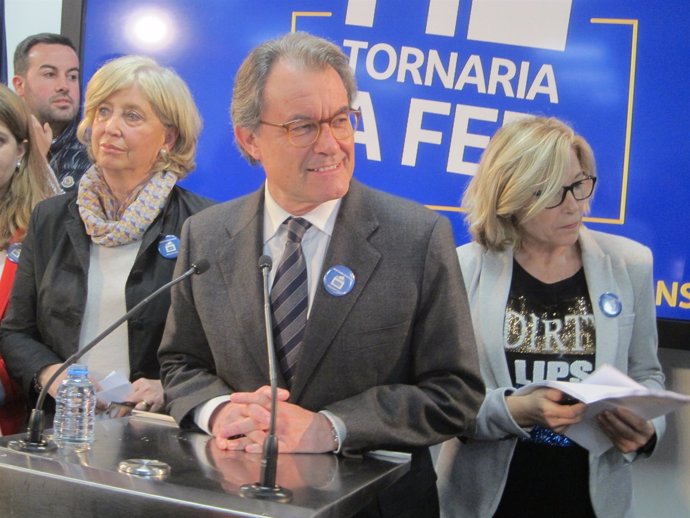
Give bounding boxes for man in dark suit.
[158,32,484,517]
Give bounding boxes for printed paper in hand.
[96,370,133,404]
[514,364,690,455]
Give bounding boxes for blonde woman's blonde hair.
[0,84,58,249]
[77,55,202,178]
[463,116,596,251]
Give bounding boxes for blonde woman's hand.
[506,388,586,434]
[597,406,656,453]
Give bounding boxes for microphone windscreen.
[192,259,210,274]
[258,255,273,271]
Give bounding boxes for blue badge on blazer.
[60,175,75,189]
[158,235,180,259]
[323,265,355,296]
[599,292,622,317]
[7,243,22,263]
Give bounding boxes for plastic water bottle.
[53,364,96,448]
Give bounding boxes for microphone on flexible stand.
[9,259,210,453]
[240,255,292,502]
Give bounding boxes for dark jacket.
[49,118,91,192]
[0,186,214,405]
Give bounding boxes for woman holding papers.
[0,56,212,418]
[436,116,665,518]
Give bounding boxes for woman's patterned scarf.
[77,166,177,247]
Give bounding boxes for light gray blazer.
[436,227,665,518]
[158,180,484,514]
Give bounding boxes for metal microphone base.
[8,438,57,453]
[240,482,292,502]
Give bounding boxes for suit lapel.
[580,228,618,368]
[65,199,91,273]
[290,181,381,401]
[215,190,275,381]
[478,249,514,388]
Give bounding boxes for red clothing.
[0,253,18,316]
[1,237,28,436]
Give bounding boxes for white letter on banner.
[502,110,532,126]
[342,39,369,72]
[426,0,460,37]
[345,0,377,27]
[447,104,498,175]
[467,0,572,52]
[353,91,381,161]
[516,61,530,99]
[527,64,559,103]
[366,43,397,80]
[401,98,451,167]
[424,49,458,88]
[455,55,487,93]
[487,57,517,97]
[397,46,424,85]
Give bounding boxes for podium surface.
[0,414,410,517]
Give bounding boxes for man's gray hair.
[231,32,357,164]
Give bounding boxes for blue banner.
[82,0,690,321]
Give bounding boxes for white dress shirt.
[194,184,346,450]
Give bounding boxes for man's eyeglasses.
[259,109,360,148]
[536,175,597,209]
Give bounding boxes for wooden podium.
[0,414,410,517]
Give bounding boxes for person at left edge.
[0,84,61,435]
[158,32,484,517]
[0,55,214,418]
[12,33,91,192]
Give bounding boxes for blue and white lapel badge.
[323,265,355,297]
[599,292,622,317]
[158,235,180,259]
[60,175,75,190]
[7,243,22,263]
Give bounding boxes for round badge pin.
[158,235,180,259]
[323,265,355,297]
[60,175,75,189]
[7,243,22,263]
[599,292,622,317]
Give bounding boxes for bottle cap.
[67,363,89,376]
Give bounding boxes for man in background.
[159,32,484,517]
[13,33,90,191]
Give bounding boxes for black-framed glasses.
[259,109,360,148]
[537,175,597,209]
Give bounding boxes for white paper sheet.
[95,370,133,404]
[514,364,690,455]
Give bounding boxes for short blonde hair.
[77,55,201,178]
[0,84,57,249]
[463,116,596,251]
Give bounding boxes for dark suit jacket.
[158,180,483,516]
[0,187,214,404]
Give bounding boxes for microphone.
[240,255,292,502]
[9,259,210,453]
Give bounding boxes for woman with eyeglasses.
[436,116,664,518]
